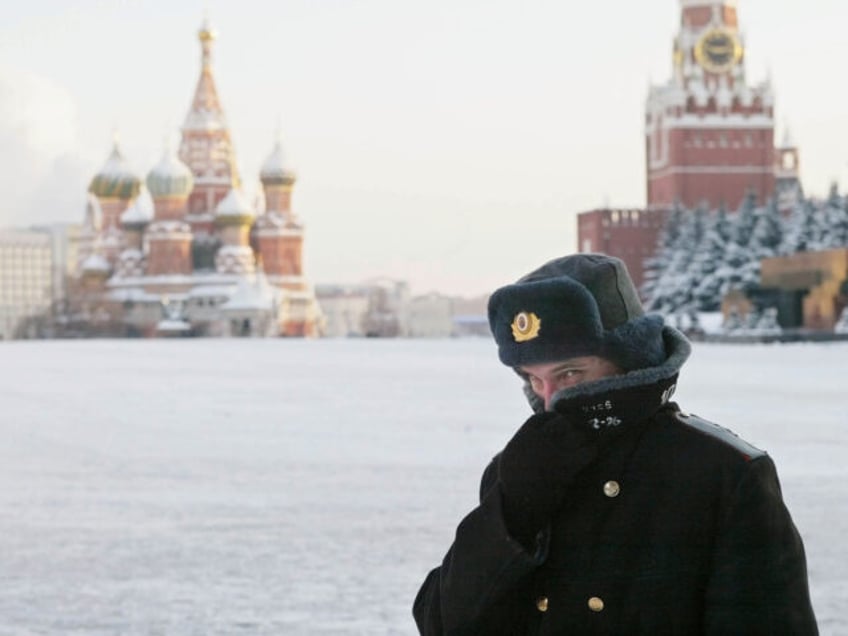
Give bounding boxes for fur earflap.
[603,314,666,371]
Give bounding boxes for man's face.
[519,356,623,411]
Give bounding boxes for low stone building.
[760,248,848,331]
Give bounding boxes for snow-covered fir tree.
[730,190,759,248]
[645,205,707,312]
[640,204,684,303]
[822,183,848,248]
[750,198,784,259]
[690,207,731,311]
[781,199,826,254]
[642,193,848,319]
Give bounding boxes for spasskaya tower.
[645,0,775,209]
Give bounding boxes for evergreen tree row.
[641,186,848,314]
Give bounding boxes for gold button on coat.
[603,480,620,497]
[536,596,549,612]
[588,596,605,612]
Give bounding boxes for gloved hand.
[498,411,599,549]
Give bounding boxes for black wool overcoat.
[413,330,818,635]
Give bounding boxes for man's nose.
[541,382,557,412]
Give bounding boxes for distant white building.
[361,279,410,337]
[317,279,412,338]
[315,284,370,337]
[317,283,483,339]
[408,292,453,337]
[0,229,54,339]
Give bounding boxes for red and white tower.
[179,18,240,255]
[255,135,322,336]
[145,145,195,277]
[115,196,151,279]
[646,0,775,209]
[214,188,256,275]
[87,138,141,267]
[256,135,303,285]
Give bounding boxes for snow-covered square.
[0,339,844,634]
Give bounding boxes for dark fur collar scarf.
[523,326,692,435]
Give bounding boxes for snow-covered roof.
[147,220,192,237]
[215,188,255,219]
[156,319,191,333]
[106,271,255,289]
[117,247,144,261]
[102,228,122,247]
[216,244,254,258]
[96,143,134,178]
[255,212,303,233]
[108,287,159,303]
[121,198,153,226]
[221,272,277,312]
[260,138,296,184]
[81,253,110,273]
[187,284,236,298]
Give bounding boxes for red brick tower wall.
[264,185,293,217]
[147,236,193,276]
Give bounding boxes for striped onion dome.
[88,141,141,200]
[146,145,194,199]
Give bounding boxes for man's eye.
[557,370,583,383]
[528,376,543,391]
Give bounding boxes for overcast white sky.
[0,0,846,295]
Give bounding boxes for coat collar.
[521,326,691,434]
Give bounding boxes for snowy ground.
[0,338,845,635]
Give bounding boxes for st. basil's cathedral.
[73,19,322,337]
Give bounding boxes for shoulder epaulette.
[672,410,766,462]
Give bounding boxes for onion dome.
[146,145,194,199]
[88,140,141,200]
[260,137,296,186]
[215,188,255,225]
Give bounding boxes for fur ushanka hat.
[487,254,666,371]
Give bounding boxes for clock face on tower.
[695,28,743,74]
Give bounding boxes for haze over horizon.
[1,0,846,296]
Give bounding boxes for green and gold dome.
[88,141,141,200]
[146,145,194,199]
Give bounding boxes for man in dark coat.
[413,254,817,635]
